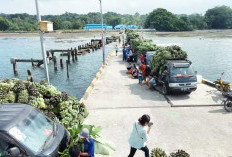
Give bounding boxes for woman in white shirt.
[128,114,153,157]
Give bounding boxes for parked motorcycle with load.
[214,72,231,93]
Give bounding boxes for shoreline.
[1,29,232,38]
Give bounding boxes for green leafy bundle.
[0,79,88,129]
[151,148,167,157]
[169,150,190,157]
[150,45,188,74]
[60,124,116,157]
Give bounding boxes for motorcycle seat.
[222,81,230,85]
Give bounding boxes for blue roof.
[114,24,127,29]
[84,24,113,30]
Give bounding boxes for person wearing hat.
[78,128,95,157]
[128,114,153,157]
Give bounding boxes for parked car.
[0,103,70,157]
[158,59,197,94]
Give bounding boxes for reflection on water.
[144,34,232,83]
[0,36,114,99]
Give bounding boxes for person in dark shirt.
[78,128,95,157]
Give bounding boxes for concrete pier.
[84,47,232,157]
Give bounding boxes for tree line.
[0,5,231,32]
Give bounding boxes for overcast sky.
[1,0,232,15]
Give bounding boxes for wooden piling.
[67,51,71,64]
[27,69,33,82]
[74,48,78,61]
[66,60,69,78]
[53,56,58,71]
[13,63,18,75]
[71,49,75,62]
[60,59,63,68]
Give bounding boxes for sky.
[0,0,232,15]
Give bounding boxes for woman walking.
[128,114,153,157]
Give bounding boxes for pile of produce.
[126,29,157,56]
[150,45,188,74]
[151,148,167,157]
[126,29,140,43]
[0,79,88,129]
[169,150,190,157]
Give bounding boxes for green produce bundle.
[17,90,29,104]
[0,79,88,130]
[150,45,188,74]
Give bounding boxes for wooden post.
[53,56,57,71]
[27,69,33,82]
[67,50,71,64]
[71,49,75,62]
[60,59,63,68]
[13,62,18,75]
[66,60,69,78]
[74,48,78,61]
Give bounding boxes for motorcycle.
[214,72,231,92]
[223,92,232,112]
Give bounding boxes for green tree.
[145,8,193,31]
[72,20,82,29]
[0,17,11,31]
[51,17,62,30]
[107,17,122,27]
[188,14,207,30]
[205,5,232,29]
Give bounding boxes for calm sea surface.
[0,36,114,99]
[144,34,232,84]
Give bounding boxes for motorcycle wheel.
[215,83,223,91]
[224,99,232,112]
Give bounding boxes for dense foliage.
[205,5,232,29]
[0,79,88,129]
[1,5,231,31]
[0,12,144,31]
[144,6,232,31]
[144,8,193,31]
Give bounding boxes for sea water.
[0,36,114,99]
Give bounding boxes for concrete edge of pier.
[79,45,116,104]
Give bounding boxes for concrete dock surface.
[84,49,232,157]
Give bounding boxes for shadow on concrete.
[208,108,230,114]
[126,82,167,102]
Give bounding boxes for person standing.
[141,54,145,64]
[123,47,127,61]
[78,128,95,157]
[138,67,143,84]
[128,114,153,157]
[115,45,119,56]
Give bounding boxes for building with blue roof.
[114,24,127,30]
[84,24,113,31]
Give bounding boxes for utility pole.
[99,0,105,65]
[35,0,50,84]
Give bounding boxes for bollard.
[66,60,69,78]
[60,59,63,68]
[27,69,33,82]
